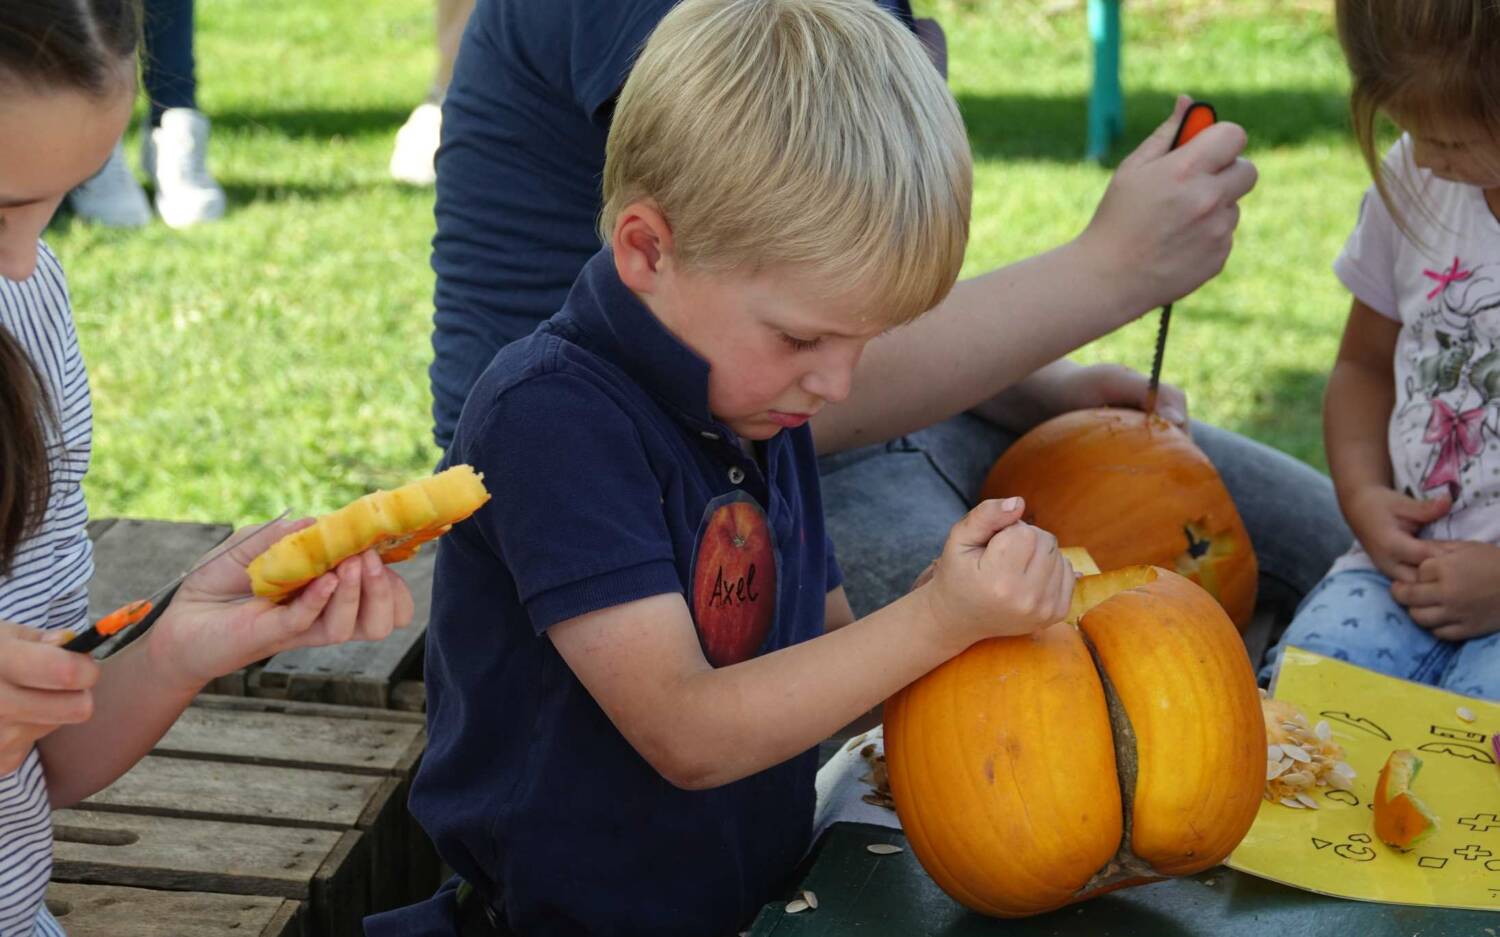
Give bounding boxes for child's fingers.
[1408,603,1457,630]
[0,638,100,693]
[1174,122,1248,177]
[266,572,339,640]
[316,556,365,645]
[1119,95,1191,168]
[1390,578,1442,608]
[1393,493,1451,525]
[0,679,94,727]
[984,521,1038,575]
[949,498,1026,555]
[351,552,398,642]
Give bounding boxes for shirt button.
[728,466,746,485]
[700,430,719,440]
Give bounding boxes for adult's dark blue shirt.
[380,250,842,936]
[428,0,918,451]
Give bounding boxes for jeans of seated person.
[819,413,1353,649]
[1258,567,1500,700]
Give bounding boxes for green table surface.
[748,823,1498,936]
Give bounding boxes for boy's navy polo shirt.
[429,0,918,451]
[395,250,843,937]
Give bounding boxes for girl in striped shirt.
[0,3,415,932]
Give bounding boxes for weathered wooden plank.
[86,518,233,657]
[81,755,392,830]
[190,693,425,725]
[52,810,368,937]
[255,548,435,707]
[389,680,426,713]
[46,883,303,937]
[157,699,426,778]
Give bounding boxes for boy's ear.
[612,200,675,295]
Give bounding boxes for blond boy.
[371,2,1073,934]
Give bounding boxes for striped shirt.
[0,242,93,936]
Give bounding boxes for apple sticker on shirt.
[690,491,781,666]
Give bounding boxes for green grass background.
[47,0,1368,526]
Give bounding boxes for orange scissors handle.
[95,599,154,637]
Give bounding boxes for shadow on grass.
[212,106,413,141]
[959,86,1349,163]
[1237,363,1328,470]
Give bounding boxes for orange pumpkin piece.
[248,465,491,601]
[883,560,1263,918]
[980,407,1257,630]
[1373,749,1439,851]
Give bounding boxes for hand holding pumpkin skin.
[143,517,415,692]
[1390,540,1500,641]
[921,498,1075,654]
[0,620,99,774]
[1343,484,1450,583]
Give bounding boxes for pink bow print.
[1423,256,1473,300]
[1421,398,1485,496]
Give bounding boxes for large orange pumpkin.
[980,407,1257,629]
[883,562,1264,918]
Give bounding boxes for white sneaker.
[142,108,226,228]
[389,101,442,185]
[67,141,152,227]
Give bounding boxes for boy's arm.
[809,101,1255,453]
[547,501,1071,791]
[1325,299,1448,582]
[547,589,951,790]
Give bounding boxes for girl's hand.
[1080,95,1257,316]
[921,498,1075,652]
[1343,484,1451,583]
[0,620,99,774]
[1051,362,1189,430]
[1390,541,1500,641]
[146,517,415,691]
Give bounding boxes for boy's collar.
[558,249,720,432]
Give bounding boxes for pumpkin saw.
[1144,99,1218,416]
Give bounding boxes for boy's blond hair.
[601,0,972,327]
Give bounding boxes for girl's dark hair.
[1337,0,1500,241]
[0,1,139,573]
[0,0,142,95]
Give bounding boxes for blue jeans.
[820,413,1353,625]
[1260,567,1500,700]
[143,0,198,126]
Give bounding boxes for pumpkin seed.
[1267,744,1283,761]
[1457,706,1477,723]
[803,890,819,910]
[1325,772,1354,792]
[1279,797,1305,809]
[1314,720,1332,742]
[1267,759,1291,780]
[1333,761,1356,779]
[1280,771,1315,788]
[867,843,904,855]
[785,899,810,914]
[1295,793,1320,809]
[1283,745,1312,763]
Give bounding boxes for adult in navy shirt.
[428,2,1350,623]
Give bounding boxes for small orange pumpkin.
[980,407,1257,630]
[883,561,1263,918]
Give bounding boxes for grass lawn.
[49,0,1368,527]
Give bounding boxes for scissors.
[58,509,290,654]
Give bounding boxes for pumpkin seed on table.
[1457,706,1476,723]
[802,890,818,909]
[785,899,810,914]
[866,843,904,855]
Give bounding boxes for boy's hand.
[1390,541,1500,641]
[1343,484,1450,583]
[922,498,1075,653]
[1081,95,1257,316]
[146,517,415,691]
[0,621,99,774]
[1051,363,1189,430]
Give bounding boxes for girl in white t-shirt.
[1262,0,1500,699]
[0,4,415,932]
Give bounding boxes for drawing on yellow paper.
[1227,647,1500,911]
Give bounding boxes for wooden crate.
[52,696,441,936]
[46,883,302,937]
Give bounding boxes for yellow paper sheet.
[1226,647,1500,911]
